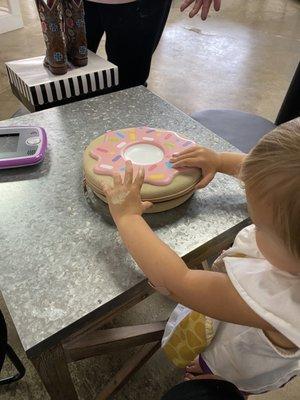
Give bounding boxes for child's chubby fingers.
[113,172,123,187]
[170,146,205,163]
[141,201,153,213]
[134,167,145,190]
[195,172,215,189]
[124,160,133,186]
[172,157,201,168]
[171,146,200,159]
[99,181,113,197]
[171,152,199,164]
[170,153,201,167]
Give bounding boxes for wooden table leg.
[96,342,161,400]
[31,343,78,400]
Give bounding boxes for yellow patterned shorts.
[162,311,214,368]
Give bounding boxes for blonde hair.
[240,117,300,258]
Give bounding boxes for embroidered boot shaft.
[35,0,68,75]
[61,0,88,67]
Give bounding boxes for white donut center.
[123,143,164,165]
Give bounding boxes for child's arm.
[100,162,274,332]
[170,146,246,188]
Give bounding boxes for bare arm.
[116,213,273,331]
[101,162,274,332]
[218,152,246,176]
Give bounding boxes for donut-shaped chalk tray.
[83,127,202,213]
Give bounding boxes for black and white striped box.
[6,51,118,112]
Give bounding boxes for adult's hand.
[180,0,221,20]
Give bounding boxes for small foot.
[184,357,224,382]
[184,357,203,381]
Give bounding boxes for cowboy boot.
[61,0,88,67]
[35,0,68,75]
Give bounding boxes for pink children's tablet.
[0,126,47,169]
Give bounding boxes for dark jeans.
[161,380,245,400]
[83,0,172,90]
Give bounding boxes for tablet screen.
[0,134,19,153]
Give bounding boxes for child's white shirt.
[165,225,300,394]
[204,224,300,393]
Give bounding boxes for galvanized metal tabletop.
[0,86,247,356]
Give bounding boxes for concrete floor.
[0,0,300,399]
[0,0,300,121]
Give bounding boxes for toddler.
[99,118,300,395]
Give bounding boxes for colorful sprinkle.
[129,133,136,141]
[100,164,113,170]
[146,129,156,133]
[117,141,126,149]
[109,136,119,142]
[142,137,154,141]
[165,133,172,140]
[165,161,173,169]
[149,173,165,180]
[96,147,108,153]
[148,164,157,171]
[112,155,122,162]
[116,132,125,138]
[165,142,175,148]
[183,141,193,147]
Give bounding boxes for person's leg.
[83,0,104,53]
[150,0,172,51]
[161,379,245,400]
[102,0,172,90]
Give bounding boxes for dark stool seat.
[191,109,276,153]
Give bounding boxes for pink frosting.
[90,127,195,186]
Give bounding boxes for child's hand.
[99,161,152,223]
[170,146,221,189]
